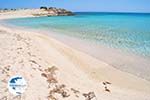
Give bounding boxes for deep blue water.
[4,12,150,57]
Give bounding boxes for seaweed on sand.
[41,66,58,84]
[102,81,111,93]
[49,84,70,98]
[83,92,97,100]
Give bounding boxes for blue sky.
[0,0,150,13]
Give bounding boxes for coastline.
[0,11,150,99]
[3,21,150,81]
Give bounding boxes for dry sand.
[0,10,150,100]
[0,9,48,20]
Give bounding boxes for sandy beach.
[0,10,150,100]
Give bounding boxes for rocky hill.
[38,7,74,16]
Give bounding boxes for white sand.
[0,10,150,100]
[0,9,48,20]
[46,32,150,81]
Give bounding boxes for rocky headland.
[0,7,74,18]
[40,7,74,16]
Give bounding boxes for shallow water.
[4,12,150,57]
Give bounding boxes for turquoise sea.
[4,12,150,57]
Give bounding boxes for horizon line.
[0,7,150,14]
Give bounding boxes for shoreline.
[2,21,150,81]
[1,11,150,99]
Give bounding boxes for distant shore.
[0,8,74,20]
[0,10,150,100]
